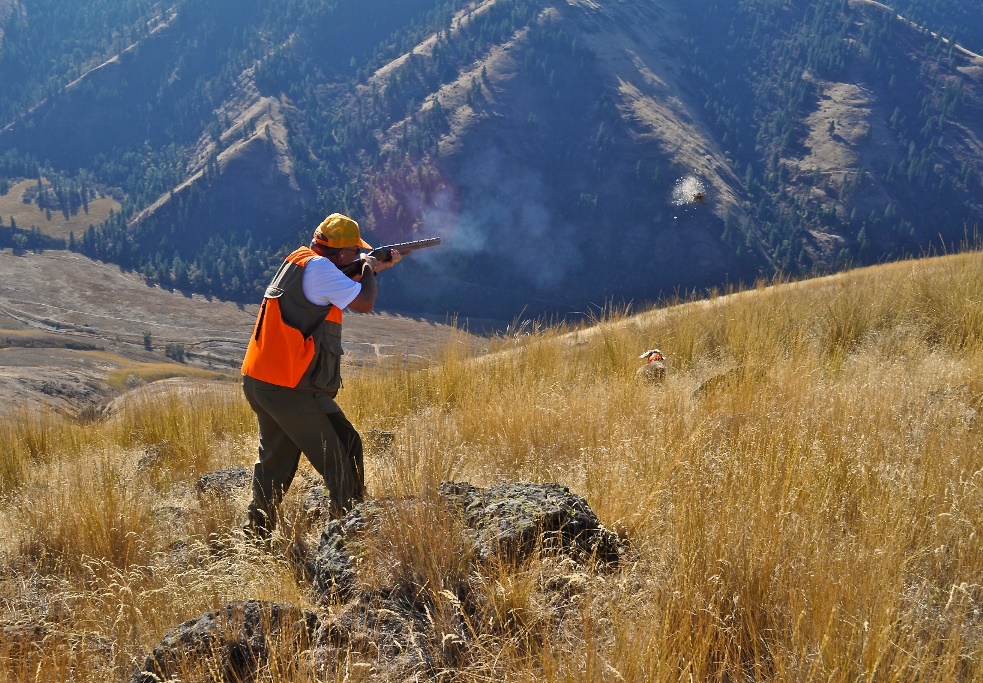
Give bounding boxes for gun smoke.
[397,145,582,317]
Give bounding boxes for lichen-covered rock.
[195,466,252,495]
[305,502,379,599]
[437,481,624,565]
[301,484,334,521]
[131,600,318,683]
[321,593,440,677]
[133,482,624,681]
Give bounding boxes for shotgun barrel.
[341,237,441,277]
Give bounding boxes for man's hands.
[353,249,401,280]
[347,250,400,313]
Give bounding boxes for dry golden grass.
[106,362,233,390]
[1,250,981,681]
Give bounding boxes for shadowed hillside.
[0,0,981,320]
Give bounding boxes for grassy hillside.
[0,179,122,241]
[1,251,981,680]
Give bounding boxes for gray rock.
[134,482,623,680]
[301,485,333,518]
[195,466,252,495]
[305,502,379,599]
[131,600,318,683]
[323,592,440,676]
[437,481,624,565]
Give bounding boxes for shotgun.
[341,237,441,277]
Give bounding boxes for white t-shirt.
[301,255,361,310]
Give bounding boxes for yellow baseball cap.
[312,213,373,249]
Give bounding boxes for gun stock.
[341,237,441,277]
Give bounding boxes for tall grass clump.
[0,404,104,494]
[0,380,285,682]
[1,251,981,681]
[110,381,253,487]
[347,251,983,681]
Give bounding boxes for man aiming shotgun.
[240,213,436,537]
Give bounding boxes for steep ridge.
[349,0,763,318]
[0,0,981,320]
[786,0,983,252]
[318,0,983,318]
[128,72,311,246]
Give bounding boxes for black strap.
[253,299,268,341]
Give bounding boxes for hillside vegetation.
[1,0,982,318]
[1,251,980,681]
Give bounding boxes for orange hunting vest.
[241,247,345,393]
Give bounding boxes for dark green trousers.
[242,375,364,532]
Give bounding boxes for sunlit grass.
[106,362,233,390]
[0,178,121,241]
[1,250,981,681]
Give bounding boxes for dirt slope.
[0,250,476,415]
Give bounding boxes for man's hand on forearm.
[363,249,401,275]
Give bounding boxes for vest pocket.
[309,332,344,396]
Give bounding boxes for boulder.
[134,481,623,680]
[195,466,252,495]
[437,481,624,565]
[322,593,440,676]
[306,516,359,599]
[132,600,318,683]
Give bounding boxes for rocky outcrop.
[195,466,252,495]
[133,481,625,681]
[132,601,318,683]
[305,509,363,598]
[437,481,624,565]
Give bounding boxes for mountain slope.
[331,0,767,315]
[0,0,981,319]
[346,0,983,314]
